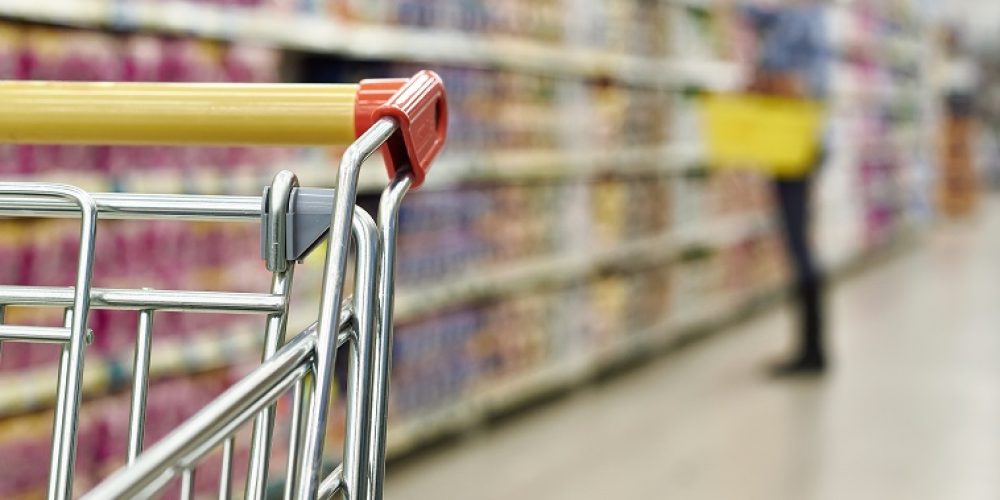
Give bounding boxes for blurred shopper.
[743,3,829,376]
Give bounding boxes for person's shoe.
[768,356,826,378]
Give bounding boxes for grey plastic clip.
[261,184,338,271]
[262,171,299,273]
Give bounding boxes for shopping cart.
[0,71,447,500]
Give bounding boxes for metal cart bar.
[336,206,380,500]
[318,464,344,500]
[0,325,76,343]
[127,309,154,465]
[365,173,414,500]
[0,192,263,220]
[0,286,285,312]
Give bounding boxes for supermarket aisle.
[384,200,1000,500]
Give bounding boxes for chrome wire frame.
[0,174,297,500]
[82,202,382,500]
[2,115,415,500]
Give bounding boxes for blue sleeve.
[741,5,779,33]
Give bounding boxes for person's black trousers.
[772,177,825,362]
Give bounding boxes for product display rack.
[0,0,937,497]
[818,0,937,268]
[0,0,742,90]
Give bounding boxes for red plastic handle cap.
[354,70,448,189]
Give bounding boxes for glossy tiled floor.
[385,200,1000,500]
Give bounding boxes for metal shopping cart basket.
[0,71,447,500]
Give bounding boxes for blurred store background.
[0,0,997,498]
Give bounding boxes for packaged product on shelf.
[121,34,163,82]
[544,284,589,359]
[551,181,590,253]
[391,307,480,416]
[626,0,671,57]
[671,248,708,317]
[562,0,611,50]
[588,275,629,346]
[621,176,671,239]
[707,169,769,216]
[672,171,709,230]
[395,186,491,285]
[588,82,627,148]
[624,88,672,145]
[589,177,627,249]
[624,266,672,333]
[331,0,389,23]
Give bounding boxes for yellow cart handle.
[0,81,363,145]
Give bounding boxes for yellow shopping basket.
[700,93,825,178]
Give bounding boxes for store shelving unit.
[0,0,742,90]
[392,211,772,319]
[818,0,937,267]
